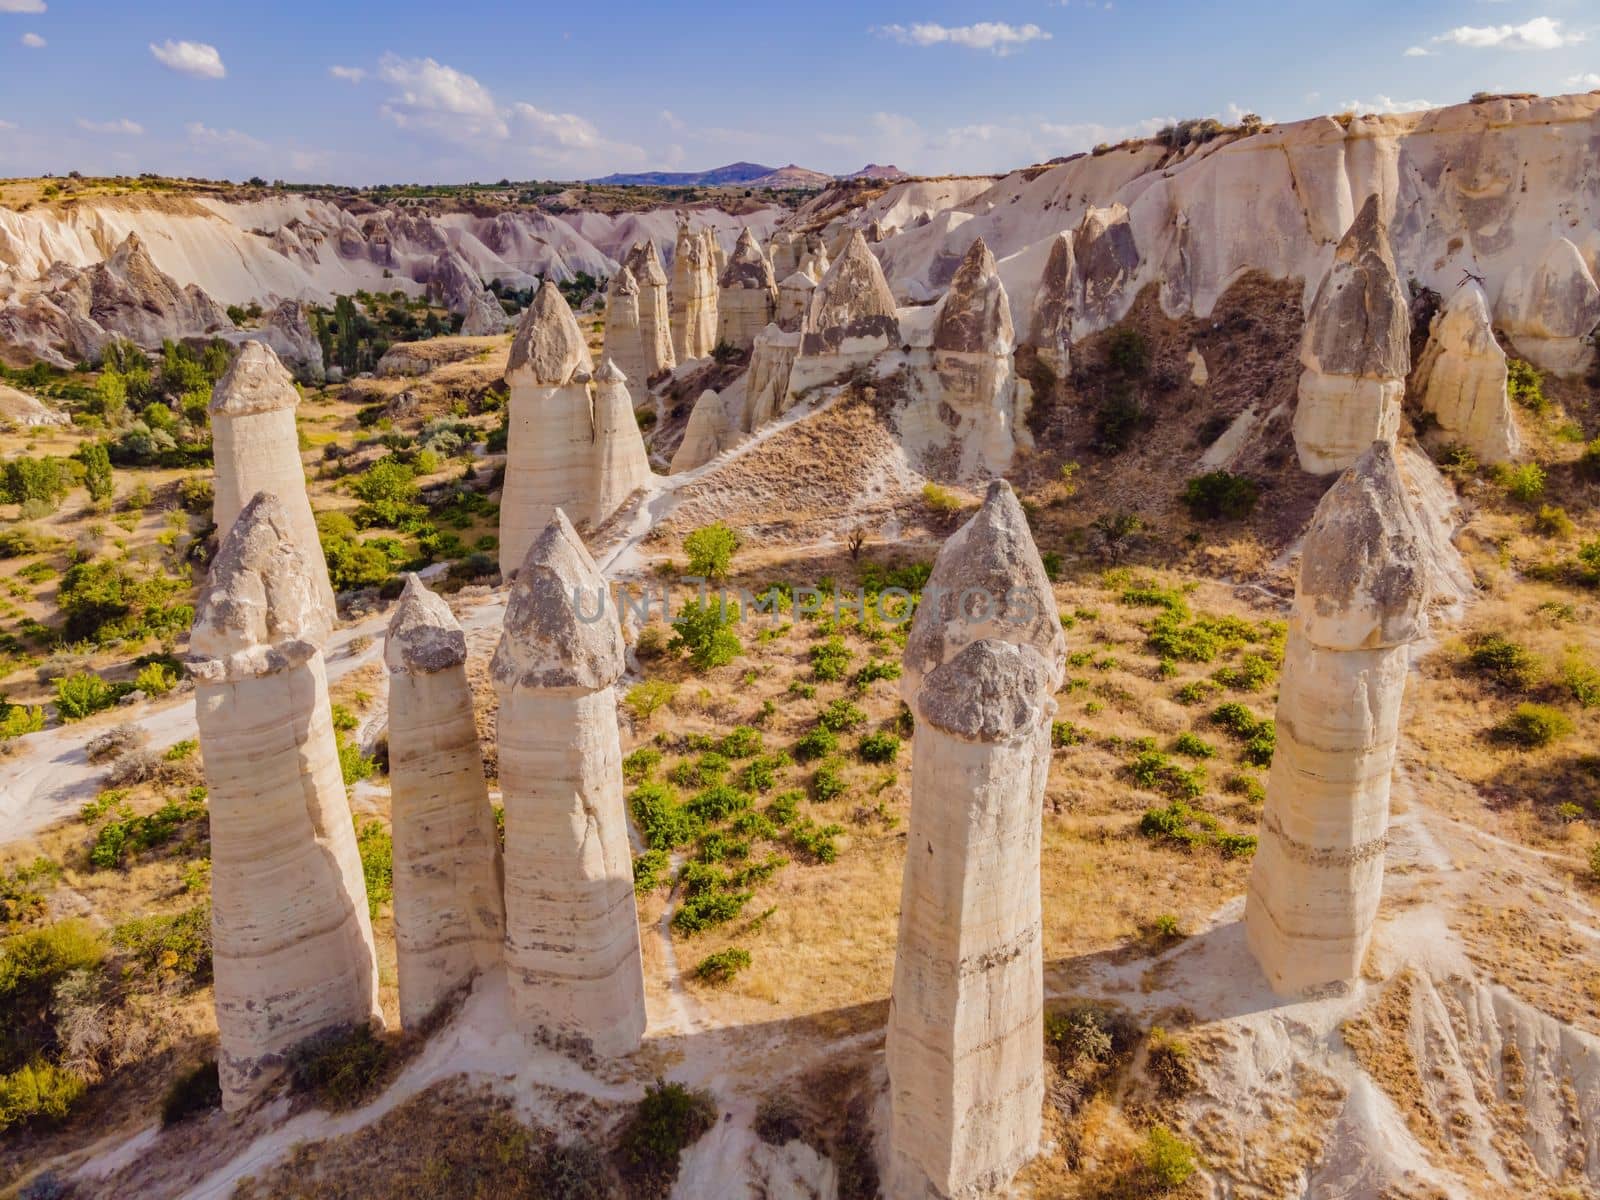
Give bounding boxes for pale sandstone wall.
[1414,282,1519,464]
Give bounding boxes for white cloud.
[1568,72,1600,88]
[150,39,226,79]
[1403,45,1434,57]
[1339,95,1435,115]
[186,122,267,153]
[20,31,42,47]
[328,65,366,83]
[1433,17,1583,50]
[0,0,46,12]
[873,21,1052,55]
[659,109,685,131]
[76,117,144,136]
[375,52,643,173]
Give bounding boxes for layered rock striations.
[601,265,648,406]
[1244,441,1429,996]
[670,387,744,474]
[716,227,779,350]
[1028,231,1075,378]
[589,359,653,526]
[776,271,816,333]
[670,223,720,361]
[208,340,337,616]
[491,512,647,1055]
[385,575,505,1029]
[1293,196,1410,475]
[1413,282,1519,464]
[888,480,1066,1199]
[188,493,381,1111]
[803,229,900,355]
[500,281,595,576]
[624,238,676,381]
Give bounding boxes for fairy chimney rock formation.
[1029,231,1076,378]
[887,480,1065,1199]
[589,359,653,526]
[1496,237,1600,378]
[625,239,676,381]
[670,387,744,474]
[716,227,779,349]
[500,281,595,576]
[385,575,506,1029]
[1075,204,1139,330]
[208,339,336,617]
[803,229,901,354]
[188,493,381,1111]
[1414,282,1520,464]
[601,265,648,407]
[490,511,647,1056]
[670,223,720,361]
[1245,441,1429,997]
[777,271,816,333]
[1293,196,1410,474]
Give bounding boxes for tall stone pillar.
[188,492,380,1112]
[499,280,595,578]
[669,222,719,361]
[208,340,336,615]
[1245,441,1429,996]
[887,480,1066,1199]
[1292,195,1410,474]
[491,511,647,1056]
[589,360,653,528]
[601,264,648,410]
[625,238,676,381]
[716,227,779,350]
[385,574,505,1029]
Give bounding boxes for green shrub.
[1497,462,1546,504]
[624,680,678,723]
[112,903,212,986]
[811,762,847,802]
[1213,653,1276,692]
[0,705,45,740]
[133,661,179,696]
[0,456,73,510]
[631,783,702,850]
[682,523,740,579]
[1493,703,1574,748]
[789,817,844,864]
[1091,387,1149,455]
[623,746,663,782]
[1140,1125,1198,1189]
[1172,732,1216,759]
[53,672,119,721]
[75,442,114,504]
[1211,701,1265,740]
[160,1060,221,1126]
[0,858,60,929]
[851,659,902,693]
[793,727,838,762]
[88,792,206,869]
[692,947,751,985]
[1589,842,1600,884]
[738,753,789,793]
[617,1079,718,1194]
[1242,725,1276,767]
[355,819,392,917]
[1147,610,1252,664]
[1106,327,1150,376]
[1561,653,1600,709]
[1466,633,1541,691]
[857,732,900,763]
[1181,471,1259,520]
[809,636,852,682]
[290,1023,395,1111]
[718,726,763,758]
[633,849,671,894]
[0,1061,85,1131]
[921,482,964,515]
[1533,505,1575,538]
[672,879,752,933]
[670,599,742,670]
[339,738,377,787]
[685,783,752,824]
[817,698,867,733]
[1223,773,1267,804]
[349,457,424,527]
[1051,721,1088,748]
[1131,751,1206,800]
[1506,358,1547,414]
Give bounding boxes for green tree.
[0,457,72,510]
[670,598,742,670]
[683,522,741,580]
[75,442,114,504]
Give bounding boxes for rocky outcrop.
[1028,232,1075,378]
[776,271,815,333]
[1496,237,1600,377]
[601,265,648,407]
[803,230,900,354]
[491,511,647,1056]
[798,234,831,283]
[888,480,1066,1199]
[1074,204,1138,331]
[670,387,744,473]
[500,281,595,576]
[1293,196,1410,475]
[716,227,778,350]
[209,341,336,616]
[746,325,802,428]
[385,575,505,1029]
[623,239,675,380]
[1245,441,1428,997]
[670,224,720,361]
[1413,283,1519,464]
[0,383,69,428]
[589,360,653,526]
[0,231,232,367]
[188,493,381,1111]
[233,299,325,384]
[431,247,510,335]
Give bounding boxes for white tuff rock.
[716,227,779,350]
[1245,441,1429,996]
[1413,283,1519,464]
[625,238,676,382]
[1293,196,1410,474]
[385,575,506,1029]
[188,493,381,1111]
[1496,237,1600,378]
[1027,231,1075,379]
[491,511,647,1055]
[589,359,653,526]
[208,340,336,617]
[888,481,1066,1199]
[670,387,745,474]
[670,224,720,361]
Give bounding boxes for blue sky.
[0,0,1596,183]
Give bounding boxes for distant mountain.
[745,164,836,190]
[842,164,909,181]
[587,162,780,187]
